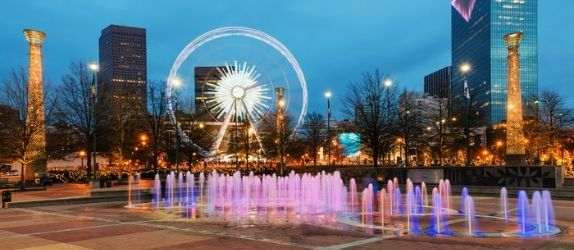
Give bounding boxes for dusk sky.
[1,0,573,117]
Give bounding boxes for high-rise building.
[194,67,226,122]
[98,24,147,112]
[451,0,538,126]
[424,66,452,99]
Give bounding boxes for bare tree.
[398,90,426,165]
[146,81,168,172]
[180,97,215,169]
[420,96,455,166]
[57,62,97,178]
[260,113,297,175]
[538,90,573,165]
[99,97,145,167]
[1,68,54,182]
[301,112,325,170]
[342,70,398,168]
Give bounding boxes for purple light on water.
[350,178,357,214]
[465,195,478,236]
[421,182,428,207]
[178,172,184,205]
[532,191,542,234]
[387,180,394,215]
[415,186,423,214]
[432,189,443,234]
[517,190,528,236]
[444,179,451,210]
[380,188,385,235]
[542,190,555,232]
[461,187,469,214]
[394,187,402,214]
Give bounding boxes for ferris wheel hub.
[231,86,246,99]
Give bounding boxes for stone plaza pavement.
[1,185,574,249]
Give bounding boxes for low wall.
[327,165,563,189]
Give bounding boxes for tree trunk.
[373,147,379,169]
[20,163,26,184]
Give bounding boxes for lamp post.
[278,99,285,174]
[496,141,503,165]
[460,63,472,166]
[384,79,393,164]
[397,138,403,164]
[140,134,148,169]
[79,150,86,170]
[246,126,254,169]
[172,79,182,172]
[88,63,98,182]
[325,91,332,166]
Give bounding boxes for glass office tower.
[451,0,538,126]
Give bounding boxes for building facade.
[451,0,538,126]
[194,67,226,122]
[98,25,147,112]
[424,66,452,101]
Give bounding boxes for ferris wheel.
[166,27,308,157]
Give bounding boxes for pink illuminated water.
[136,173,558,238]
[465,195,477,236]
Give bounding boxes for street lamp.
[383,79,393,88]
[172,78,182,172]
[383,79,393,164]
[325,91,332,166]
[496,141,503,165]
[140,134,148,169]
[79,150,86,170]
[397,138,403,164]
[88,62,99,183]
[246,126,254,168]
[460,63,471,74]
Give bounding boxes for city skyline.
[1,0,573,117]
[451,0,538,126]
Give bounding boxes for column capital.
[23,29,46,45]
[504,32,523,49]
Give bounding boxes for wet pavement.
[0,184,573,249]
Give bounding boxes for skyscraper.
[451,0,538,126]
[98,25,147,112]
[424,66,452,99]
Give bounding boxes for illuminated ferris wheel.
[166,27,308,157]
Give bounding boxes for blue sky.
[1,0,573,118]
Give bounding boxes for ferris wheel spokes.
[210,105,234,155]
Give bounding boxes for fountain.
[517,190,529,236]
[431,188,444,234]
[127,175,135,207]
[542,190,555,232]
[460,187,468,214]
[387,180,394,215]
[464,195,478,236]
[421,182,428,207]
[380,188,385,235]
[394,188,402,214]
[532,191,542,234]
[500,187,509,222]
[349,178,357,214]
[126,172,560,238]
